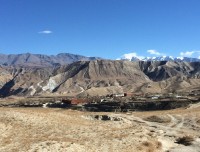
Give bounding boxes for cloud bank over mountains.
[147,50,165,56]
[119,50,200,60]
[180,51,200,57]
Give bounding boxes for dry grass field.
[0,102,200,152]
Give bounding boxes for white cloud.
[119,52,144,60]
[180,51,194,57]
[38,30,53,34]
[198,56,200,59]
[147,50,163,56]
[180,51,200,57]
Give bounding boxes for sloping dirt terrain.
[0,103,200,152]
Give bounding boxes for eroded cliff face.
[0,67,13,88]
[0,67,54,97]
[39,60,151,96]
[0,60,200,97]
[139,61,200,81]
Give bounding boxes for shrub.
[175,136,194,146]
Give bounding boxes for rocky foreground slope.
[1,103,200,152]
[0,60,200,97]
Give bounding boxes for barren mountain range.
[0,53,100,67]
[0,53,200,97]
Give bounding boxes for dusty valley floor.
[1,104,200,152]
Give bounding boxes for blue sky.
[1,0,200,59]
